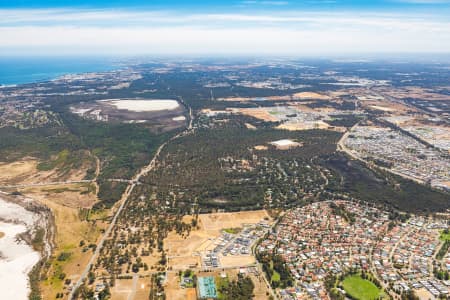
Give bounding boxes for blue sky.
[0,0,449,56]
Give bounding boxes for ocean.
[0,56,121,85]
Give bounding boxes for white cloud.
[0,9,449,55]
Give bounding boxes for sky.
[0,0,449,56]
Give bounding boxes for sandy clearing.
[168,256,201,270]
[245,123,257,129]
[16,186,104,299]
[111,279,133,300]
[235,108,278,122]
[165,211,270,270]
[21,183,97,209]
[0,222,40,300]
[369,105,395,112]
[254,145,268,151]
[199,210,269,231]
[219,255,256,268]
[101,99,179,112]
[276,120,330,131]
[270,139,302,149]
[0,197,40,300]
[0,155,92,186]
[292,92,331,100]
[165,272,195,300]
[172,115,186,121]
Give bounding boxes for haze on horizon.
[0,0,449,56]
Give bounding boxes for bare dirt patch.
[254,145,268,151]
[16,184,105,299]
[235,108,278,122]
[165,272,196,300]
[292,92,331,100]
[20,183,97,208]
[276,120,331,131]
[219,255,256,267]
[111,278,133,300]
[199,210,269,231]
[166,211,270,270]
[269,139,303,150]
[0,155,92,186]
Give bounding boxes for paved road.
[69,101,193,300]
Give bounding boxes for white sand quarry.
[270,139,302,149]
[0,197,40,300]
[101,99,180,112]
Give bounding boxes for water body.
[0,196,40,300]
[0,56,121,85]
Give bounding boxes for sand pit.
[172,115,186,121]
[277,120,330,131]
[254,145,268,151]
[270,139,302,149]
[0,197,40,300]
[101,99,179,112]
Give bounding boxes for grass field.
[342,275,381,300]
[440,230,450,241]
[216,277,230,300]
[270,260,281,284]
[271,270,280,283]
[223,227,242,234]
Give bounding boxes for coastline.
[0,191,54,300]
[0,56,121,86]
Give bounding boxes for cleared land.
[292,92,331,100]
[199,210,269,231]
[165,210,270,270]
[236,108,278,122]
[0,154,93,185]
[101,99,180,112]
[16,184,105,299]
[342,275,381,300]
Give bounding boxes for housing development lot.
[344,125,450,190]
[257,201,449,299]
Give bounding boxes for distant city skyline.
[0,0,449,56]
